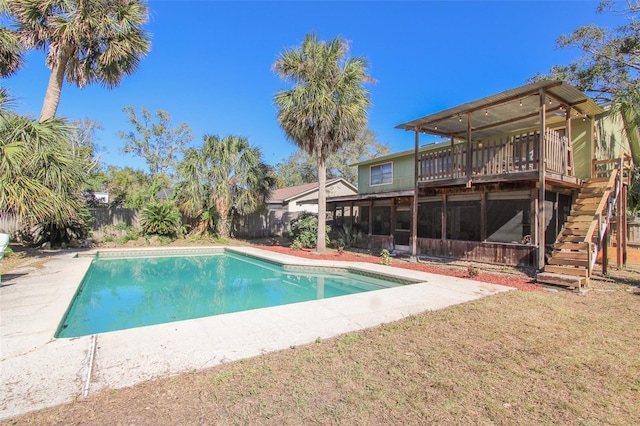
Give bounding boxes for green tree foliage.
[139,202,182,238]
[68,118,110,198]
[175,135,274,238]
[0,1,25,78]
[119,106,193,179]
[7,0,151,121]
[273,33,372,253]
[534,1,640,163]
[276,129,390,187]
[0,88,90,244]
[275,150,317,187]
[105,166,154,208]
[534,0,640,212]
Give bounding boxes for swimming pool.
[56,250,411,338]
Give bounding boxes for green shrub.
[289,212,331,249]
[335,224,363,249]
[380,249,392,265]
[3,247,14,258]
[101,224,140,244]
[28,207,93,247]
[139,202,183,237]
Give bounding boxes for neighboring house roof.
[396,80,604,141]
[267,178,357,205]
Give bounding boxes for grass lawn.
[2,243,640,425]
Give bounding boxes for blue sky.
[2,0,626,172]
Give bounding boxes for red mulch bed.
[258,245,541,292]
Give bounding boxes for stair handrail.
[585,160,622,274]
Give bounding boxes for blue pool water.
[56,251,405,338]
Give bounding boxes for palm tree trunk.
[216,199,230,239]
[39,49,69,122]
[316,145,327,253]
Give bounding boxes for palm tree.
[0,0,25,78]
[0,88,89,242]
[175,135,274,239]
[273,33,372,253]
[8,0,151,121]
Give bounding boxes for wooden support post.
[565,106,573,176]
[368,200,373,236]
[617,158,624,268]
[411,128,419,259]
[623,181,628,267]
[348,201,353,227]
[441,193,447,241]
[390,198,396,246]
[555,192,560,241]
[480,191,487,241]
[466,113,472,182]
[450,137,455,178]
[603,225,609,275]
[537,89,547,270]
[531,188,538,247]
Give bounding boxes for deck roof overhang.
[396,80,604,140]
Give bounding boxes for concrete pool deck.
[0,246,513,421]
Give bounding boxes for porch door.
[394,207,411,251]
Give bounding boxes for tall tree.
[175,135,274,239]
[275,150,318,187]
[273,33,372,253]
[119,106,193,179]
[533,0,640,162]
[8,0,151,121]
[276,129,390,186]
[70,118,103,173]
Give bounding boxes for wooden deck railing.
[418,129,574,182]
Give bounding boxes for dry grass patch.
[5,276,640,425]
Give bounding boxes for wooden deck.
[417,128,575,186]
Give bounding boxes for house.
[328,80,632,289]
[233,178,358,238]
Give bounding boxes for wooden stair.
[536,176,614,290]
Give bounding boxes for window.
[370,163,392,185]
